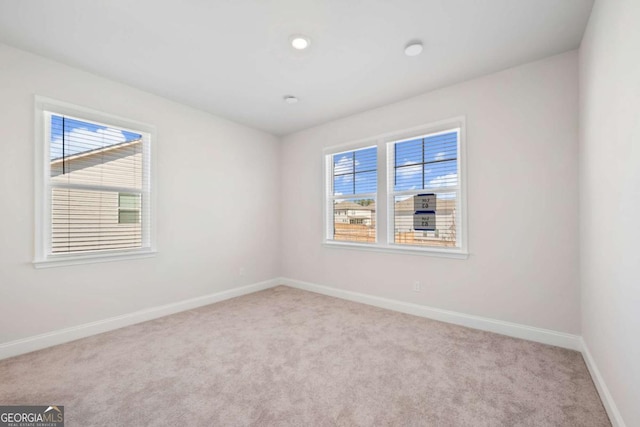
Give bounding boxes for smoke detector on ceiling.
[404,41,423,57]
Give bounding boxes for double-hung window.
[325,146,378,243]
[34,97,156,267]
[324,117,467,258]
[388,129,461,249]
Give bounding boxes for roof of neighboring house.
[50,138,143,178]
[50,138,142,165]
[333,197,455,213]
[334,201,376,211]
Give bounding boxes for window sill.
[33,249,157,269]
[322,241,469,259]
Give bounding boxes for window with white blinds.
[325,146,377,243]
[323,118,467,258]
[388,129,461,249]
[34,97,155,266]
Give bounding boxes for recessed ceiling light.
[283,95,298,104]
[290,35,311,50]
[404,41,423,57]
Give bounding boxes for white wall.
[579,0,640,425]
[0,44,280,343]
[281,51,581,334]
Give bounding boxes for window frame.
[324,144,379,244]
[323,116,468,259]
[34,96,157,268]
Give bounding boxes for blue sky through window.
[50,115,142,160]
[394,131,458,191]
[333,146,377,195]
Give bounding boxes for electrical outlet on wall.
[239,267,246,277]
[413,281,421,292]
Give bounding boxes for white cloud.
[428,173,457,187]
[434,152,446,161]
[396,161,421,179]
[393,162,421,190]
[334,155,359,175]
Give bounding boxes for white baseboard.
[581,338,626,427]
[278,277,628,425]
[0,278,280,360]
[278,277,582,351]
[1,276,623,424]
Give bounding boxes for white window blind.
[326,146,377,243]
[388,129,461,248]
[37,105,154,264]
[323,118,466,258]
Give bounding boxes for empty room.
[0,0,637,425]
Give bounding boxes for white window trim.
[33,96,157,268]
[324,144,379,244]
[323,116,468,259]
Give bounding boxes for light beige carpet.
[0,286,609,426]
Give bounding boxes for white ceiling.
[0,0,593,136]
